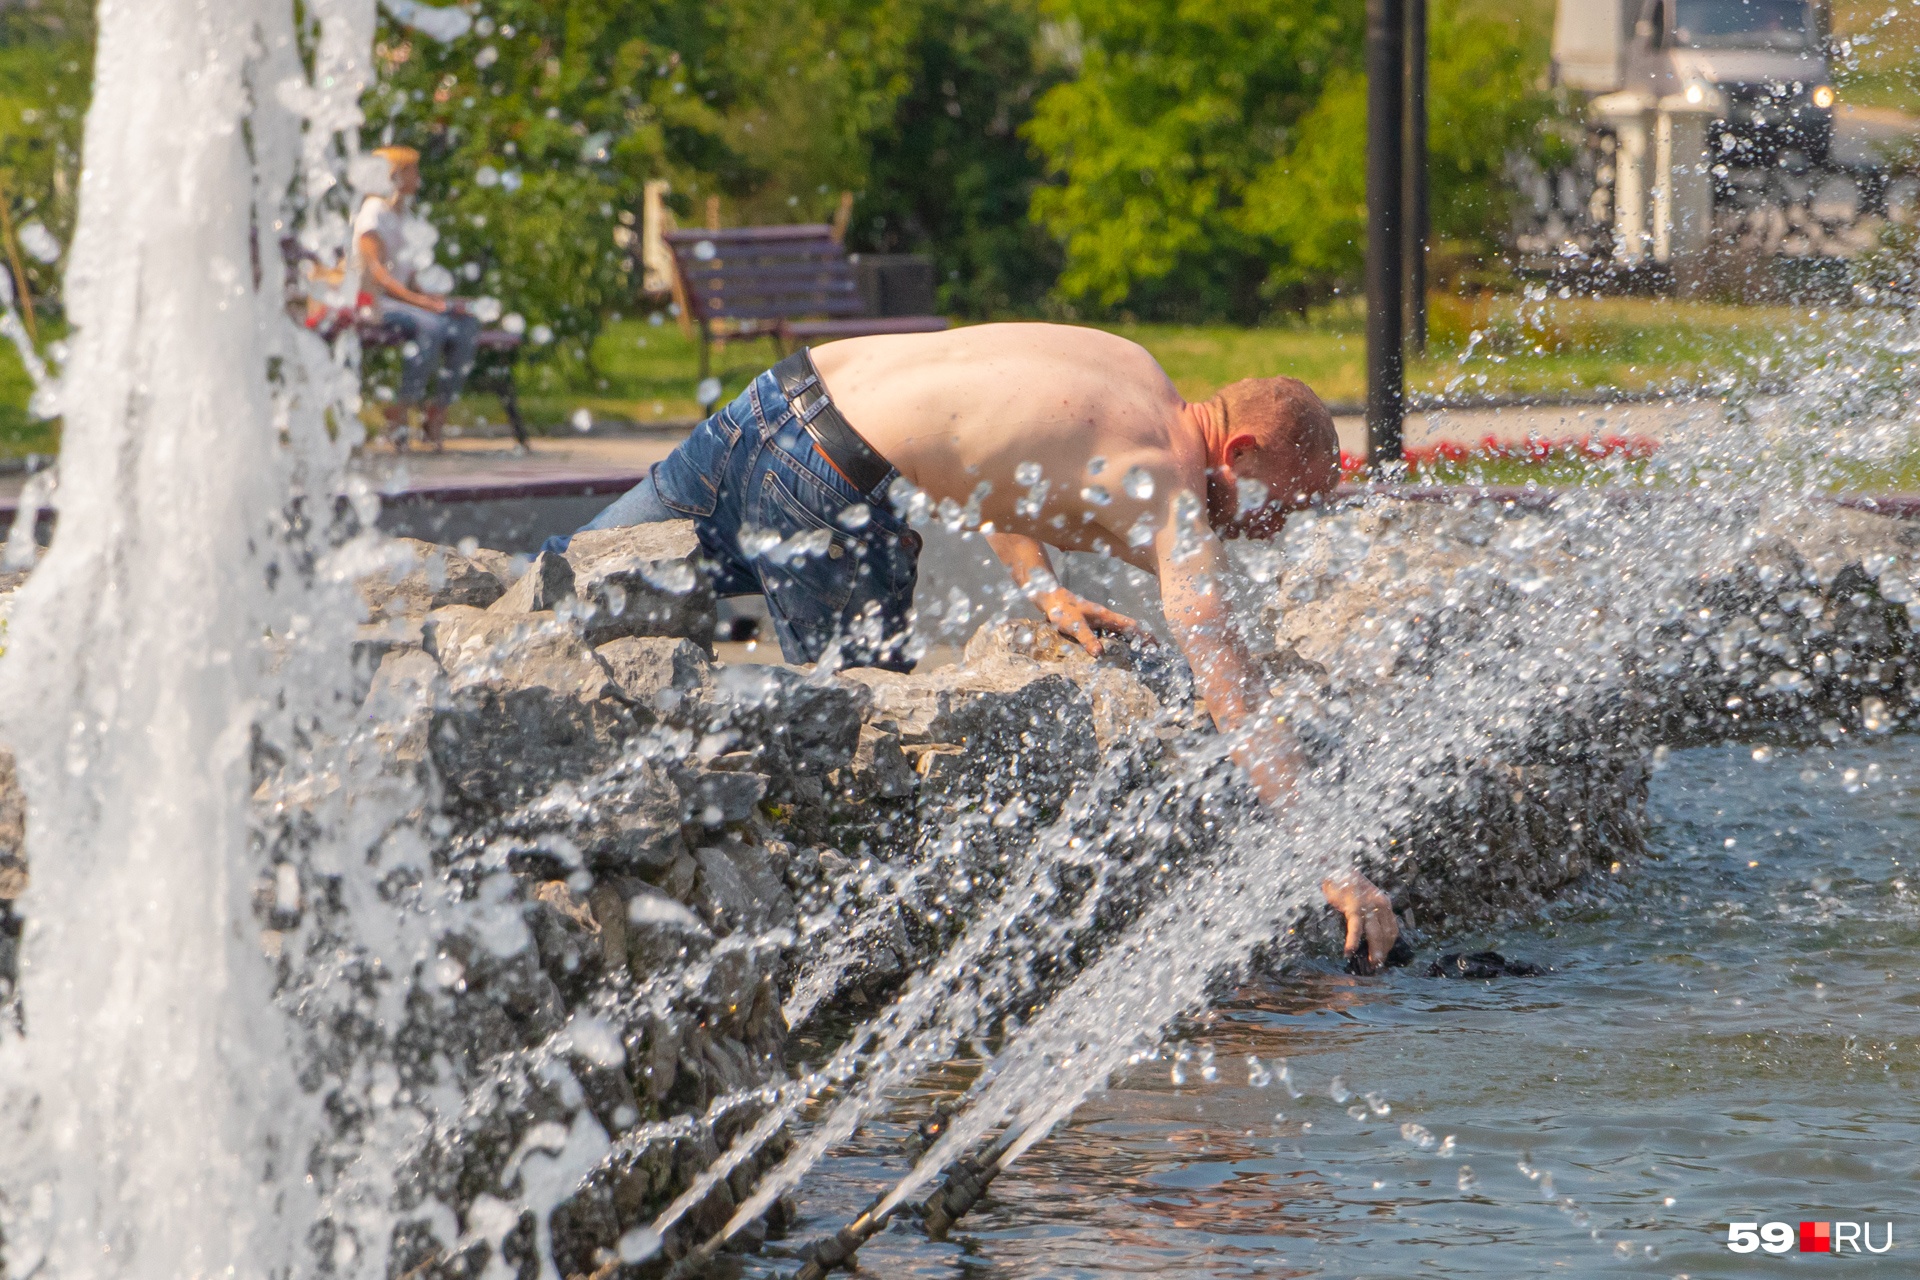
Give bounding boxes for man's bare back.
[813,324,1198,574]
[816,324,1398,968]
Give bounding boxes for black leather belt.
[772,349,895,500]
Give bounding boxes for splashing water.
[3,1,1920,1275]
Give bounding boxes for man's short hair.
[372,145,421,172]
[1216,376,1337,464]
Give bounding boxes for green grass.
[0,298,1867,492]
[0,325,56,460]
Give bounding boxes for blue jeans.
[557,367,922,670]
[382,301,481,408]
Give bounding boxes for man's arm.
[358,231,448,313]
[1154,504,1401,969]
[985,531,1147,657]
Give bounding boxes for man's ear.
[1222,433,1260,470]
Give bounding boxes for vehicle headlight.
[1812,84,1835,109]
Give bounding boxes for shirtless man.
[560,323,1399,969]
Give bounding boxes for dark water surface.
[750,739,1920,1277]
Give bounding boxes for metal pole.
[1403,0,1428,356]
[1365,0,1406,473]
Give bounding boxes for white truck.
[1516,1,1889,273]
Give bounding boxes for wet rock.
[358,647,446,782]
[356,536,505,619]
[565,523,718,650]
[1345,934,1416,975]
[1427,951,1548,979]
[488,549,576,615]
[576,775,687,877]
[625,885,713,976]
[845,725,915,800]
[704,664,870,779]
[963,620,1166,749]
[678,769,768,826]
[526,881,604,1001]
[595,635,712,719]
[422,606,634,808]
[846,659,1099,767]
[692,840,794,934]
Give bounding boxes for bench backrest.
[665,225,867,326]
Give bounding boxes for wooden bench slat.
[781,316,952,339]
[660,222,945,375]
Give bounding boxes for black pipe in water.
[1366,0,1406,472]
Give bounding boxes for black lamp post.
[1365,0,1406,473]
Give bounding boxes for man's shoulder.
[352,194,395,232]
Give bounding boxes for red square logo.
[1801,1221,1831,1253]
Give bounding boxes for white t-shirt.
[352,195,452,305]
[352,194,411,291]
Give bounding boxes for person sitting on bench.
[352,146,480,450]
[551,322,1401,970]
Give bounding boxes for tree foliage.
[1028,0,1552,320]
[847,0,1067,316]
[365,0,918,383]
[0,0,92,308]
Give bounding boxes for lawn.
[0,295,1861,488]
[521,294,1810,425]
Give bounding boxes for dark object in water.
[1426,951,1547,979]
[1346,934,1417,975]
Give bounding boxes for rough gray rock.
[845,725,915,800]
[595,635,712,720]
[962,620,1168,749]
[357,536,505,619]
[422,605,635,808]
[575,769,688,878]
[564,523,719,650]
[691,839,794,935]
[624,884,714,976]
[678,769,768,826]
[488,549,577,615]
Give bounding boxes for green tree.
[1026,0,1551,319]
[848,0,1067,316]
[365,0,916,386]
[0,0,92,313]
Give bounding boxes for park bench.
[665,225,948,378]
[282,238,530,449]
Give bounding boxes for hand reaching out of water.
[1321,871,1400,974]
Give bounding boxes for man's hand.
[1320,871,1400,974]
[1034,586,1146,657]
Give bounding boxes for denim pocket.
[755,467,860,616]
[653,401,744,518]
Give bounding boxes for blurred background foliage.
[0,0,1904,423]
[355,0,1560,372]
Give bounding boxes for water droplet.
[1347,1104,1368,1121]
[570,408,592,433]
[1329,1075,1351,1104]
[1087,456,1107,475]
[1123,466,1154,500]
[839,503,872,530]
[1457,1165,1477,1193]
[1437,1134,1456,1157]
[1081,484,1112,506]
[1015,461,1043,485]
[1399,1122,1435,1148]
[1246,1055,1272,1088]
[619,1227,662,1262]
[1365,1090,1390,1116]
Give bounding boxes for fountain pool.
[754,735,1919,1277]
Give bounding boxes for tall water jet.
[0,1,376,1273]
